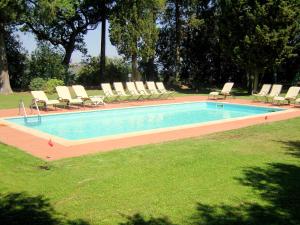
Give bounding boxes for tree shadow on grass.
[119,213,177,225]
[279,141,300,158]
[191,162,300,225]
[0,192,89,225]
[120,139,300,225]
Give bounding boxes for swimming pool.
[6,102,283,141]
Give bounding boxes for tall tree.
[100,8,107,80]
[23,0,103,67]
[99,0,115,80]
[218,0,300,92]
[5,28,28,90]
[174,0,182,82]
[0,0,24,94]
[110,0,164,81]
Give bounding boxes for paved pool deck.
[1,95,300,161]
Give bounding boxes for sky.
[17,23,120,63]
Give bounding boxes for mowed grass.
[1,118,300,224]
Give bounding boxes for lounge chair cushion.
[46,99,60,105]
[209,91,219,96]
[68,98,83,104]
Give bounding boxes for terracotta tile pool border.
[0,96,300,161]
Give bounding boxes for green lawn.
[1,118,300,224]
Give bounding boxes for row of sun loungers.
[102,81,175,101]
[252,84,300,105]
[208,82,300,106]
[31,81,300,110]
[166,81,300,106]
[103,81,175,101]
[31,81,175,109]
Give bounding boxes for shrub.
[29,77,46,91]
[44,79,64,94]
[76,57,130,86]
[27,42,69,82]
[293,72,300,85]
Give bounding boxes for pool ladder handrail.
[19,99,41,124]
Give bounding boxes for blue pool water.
[6,102,283,140]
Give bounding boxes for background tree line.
[1,0,300,94]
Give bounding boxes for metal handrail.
[32,99,41,116]
[19,99,41,124]
[19,100,28,117]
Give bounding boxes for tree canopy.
[23,0,104,66]
[1,0,300,93]
[110,0,165,80]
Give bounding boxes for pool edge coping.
[1,96,300,161]
[0,100,290,146]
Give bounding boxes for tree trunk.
[246,71,252,94]
[62,45,74,67]
[175,0,181,81]
[62,36,76,67]
[145,57,156,81]
[252,71,259,93]
[248,70,259,94]
[132,53,140,81]
[99,15,106,82]
[0,24,13,94]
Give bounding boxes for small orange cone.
[48,139,54,147]
[265,115,268,120]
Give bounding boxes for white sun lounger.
[146,81,164,99]
[126,82,144,100]
[135,81,153,99]
[56,86,83,107]
[72,85,105,106]
[252,84,272,101]
[273,86,300,105]
[113,82,133,100]
[156,82,175,99]
[31,91,59,109]
[208,82,234,99]
[265,84,282,102]
[101,83,120,101]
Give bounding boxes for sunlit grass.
[1,118,300,224]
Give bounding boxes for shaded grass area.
[1,118,300,224]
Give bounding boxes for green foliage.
[105,57,131,83]
[110,0,163,59]
[110,0,164,80]
[5,28,28,90]
[77,57,130,85]
[0,0,24,24]
[156,0,300,91]
[29,77,64,93]
[29,77,46,91]
[22,0,107,65]
[44,78,64,94]
[27,42,69,82]
[293,72,300,85]
[218,0,300,91]
[76,57,100,85]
